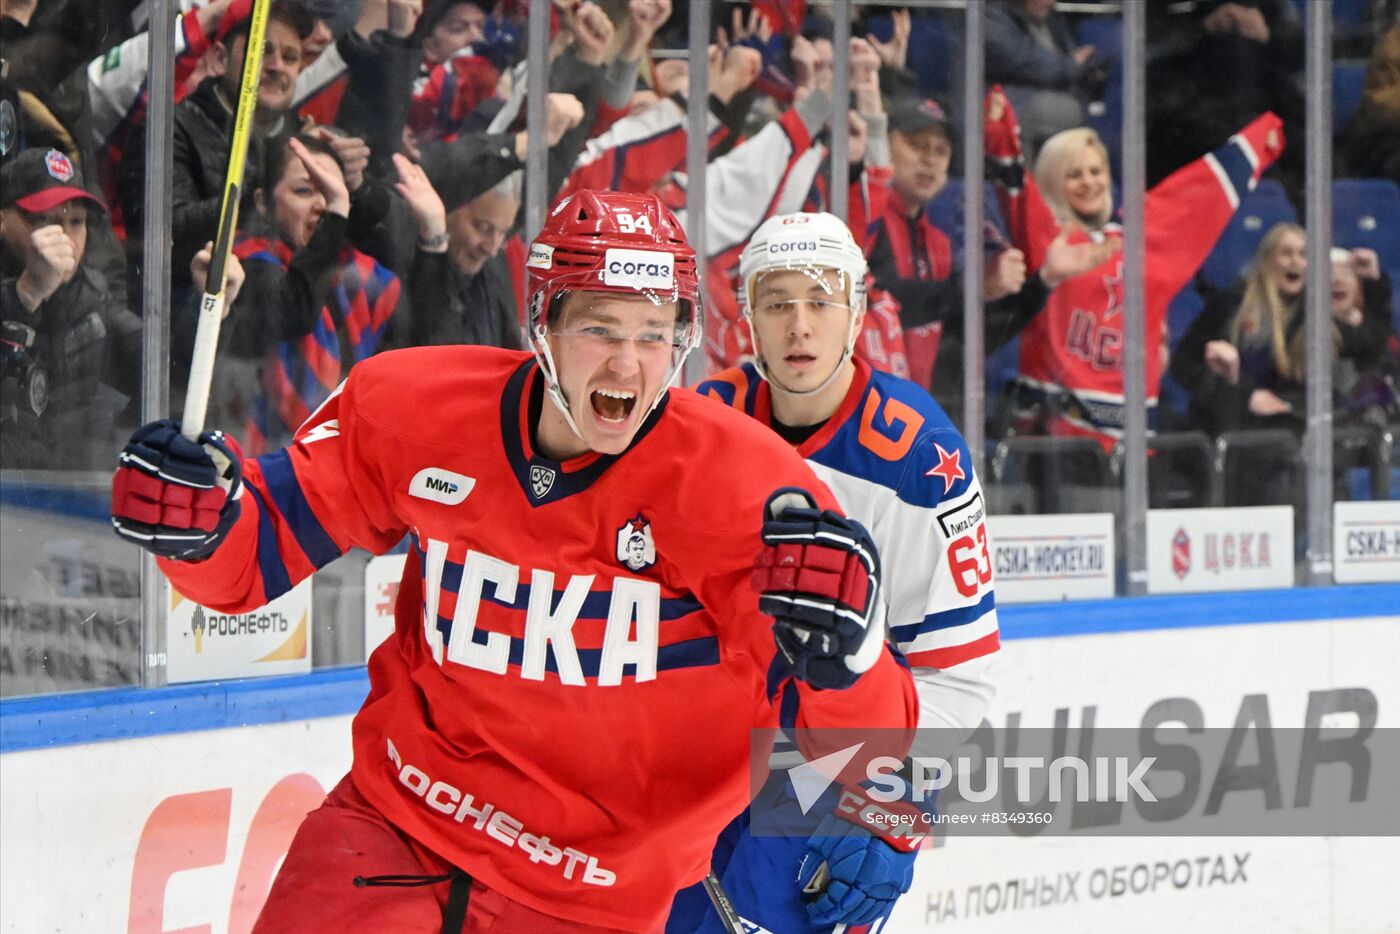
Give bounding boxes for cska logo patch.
[529,465,556,499]
[616,514,656,571]
[45,148,75,182]
[1172,528,1191,579]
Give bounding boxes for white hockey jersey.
[697,357,999,735]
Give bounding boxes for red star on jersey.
[627,514,647,533]
[926,443,965,492]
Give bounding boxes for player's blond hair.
[1232,222,1307,381]
[1034,127,1114,229]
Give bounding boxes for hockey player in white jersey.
[670,211,999,933]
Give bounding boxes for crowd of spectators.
[1,0,1395,511]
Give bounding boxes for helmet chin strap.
[531,326,589,447]
[530,323,701,449]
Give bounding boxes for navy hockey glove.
[752,488,883,691]
[798,784,923,927]
[112,419,243,561]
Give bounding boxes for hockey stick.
[702,870,745,934]
[180,0,272,441]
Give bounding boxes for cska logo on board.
[616,514,656,571]
[529,465,557,499]
[1172,528,1191,579]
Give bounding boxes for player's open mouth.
[786,352,817,368]
[1283,270,1304,286]
[591,388,637,423]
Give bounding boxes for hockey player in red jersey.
[110,190,918,933]
[673,212,1000,933]
[984,88,1285,447]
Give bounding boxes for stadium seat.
[1166,285,1205,350]
[984,337,1021,421]
[1158,287,1205,422]
[1214,429,1302,508]
[1333,179,1400,261]
[1333,62,1367,133]
[1386,424,1400,500]
[901,11,960,96]
[1334,424,1387,501]
[990,436,1116,515]
[1293,0,1370,34]
[1334,178,1400,328]
[925,179,1009,266]
[1076,17,1122,66]
[1113,431,1216,509]
[1200,180,1298,289]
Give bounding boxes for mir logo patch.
[530,465,557,499]
[409,468,475,505]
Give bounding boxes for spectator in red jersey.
[984,87,1285,449]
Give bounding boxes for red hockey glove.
[112,419,243,561]
[753,488,884,690]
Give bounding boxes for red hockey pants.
[251,774,659,934]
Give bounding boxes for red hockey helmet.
[526,190,703,435]
[526,189,701,331]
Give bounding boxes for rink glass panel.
[3,1,1394,698]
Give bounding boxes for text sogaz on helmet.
[524,190,703,438]
[737,211,869,396]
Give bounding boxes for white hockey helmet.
[739,211,868,396]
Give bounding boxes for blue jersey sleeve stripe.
[890,590,996,642]
[256,450,342,570]
[422,548,705,622]
[656,636,721,670]
[245,484,293,602]
[432,633,722,678]
[433,611,716,653]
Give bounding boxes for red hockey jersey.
[157,347,917,932]
[987,105,1284,441]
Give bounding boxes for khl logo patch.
[530,465,556,499]
[615,514,656,571]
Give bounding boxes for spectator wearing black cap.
[120,0,315,292]
[865,97,1030,416]
[0,147,142,468]
[1,145,245,467]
